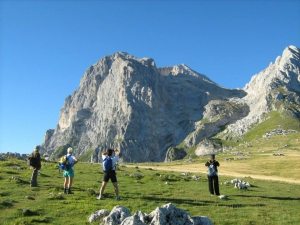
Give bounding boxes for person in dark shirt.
[97,149,120,200]
[205,154,220,196]
[29,146,42,187]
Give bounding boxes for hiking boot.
[64,188,67,194]
[115,196,121,201]
[67,189,73,194]
[96,195,103,200]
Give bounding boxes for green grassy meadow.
[1,155,300,225]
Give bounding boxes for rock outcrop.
[88,203,213,225]
[164,147,187,162]
[194,139,222,156]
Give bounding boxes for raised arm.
[114,149,120,156]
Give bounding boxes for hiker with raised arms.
[205,154,220,196]
[28,146,42,187]
[97,148,120,200]
[61,147,78,194]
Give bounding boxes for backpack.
[207,164,217,176]
[28,156,36,167]
[58,155,71,170]
[103,157,113,172]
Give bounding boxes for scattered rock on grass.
[218,195,228,200]
[89,203,213,225]
[192,175,200,181]
[231,179,251,189]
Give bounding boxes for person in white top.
[97,148,120,200]
[63,147,78,194]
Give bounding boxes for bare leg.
[64,177,69,189]
[69,177,73,189]
[99,181,108,197]
[112,182,119,198]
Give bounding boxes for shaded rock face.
[164,147,187,162]
[184,99,249,147]
[42,52,244,162]
[88,203,213,225]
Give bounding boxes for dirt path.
[127,165,300,185]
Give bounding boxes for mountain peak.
[42,46,300,162]
[274,45,300,66]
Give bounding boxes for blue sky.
[0,0,300,154]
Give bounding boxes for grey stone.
[88,209,110,223]
[121,211,147,225]
[148,203,193,225]
[103,206,131,225]
[191,216,214,225]
[194,139,222,156]
[164,147,187,162]
[231,179,250,189]
[218,195,228,200]
[92,203,213,225]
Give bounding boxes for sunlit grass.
[0,156,300,225]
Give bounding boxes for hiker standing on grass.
[63,147,78,194]
[29,146,42,187]
[97,148,120,200]
[205,154,220,196]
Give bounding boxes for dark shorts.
[103,170,117,183]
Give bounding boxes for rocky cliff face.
[42,52,244,162]
[223,45,300,137]
[42,46,300,162]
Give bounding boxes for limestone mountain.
[42,46,300,162]
[42,52,244,162]
[224,45,300,137]
[192,45,300,155]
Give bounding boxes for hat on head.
[67,147,73,154]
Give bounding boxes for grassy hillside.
[1,156,300,225]
[242,111,300,142]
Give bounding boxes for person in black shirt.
[205,154,220,196]
[29,146,42,187]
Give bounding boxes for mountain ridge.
[42,45,300,162]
